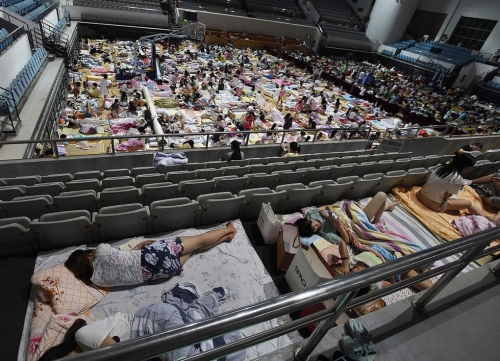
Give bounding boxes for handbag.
[257,203,281,245]
[277,223,301,271]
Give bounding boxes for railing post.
[295,291,357,361]
[205,133,209,149]
[449,124,459,138]
[490,262,500,276]
[52,141,60,158]
[312,129,318,143]
[412,243,487,312]
[110,138,115,155]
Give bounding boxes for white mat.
[19,220,300,361]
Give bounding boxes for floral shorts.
[140,237,184,281]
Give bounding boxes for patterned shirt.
[91,244,143,287]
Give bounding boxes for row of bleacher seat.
[75,0,161,8]
[7,0,39,14]
[51,17,67,35]
[396,54,452,73]
[75,0,162,14]
[3,157,499,222]
[25,2,50,21]
[247,0,303,17]
[0,0,23,6]
[381,49,395,56]
[319,23,369,41]
[486,81,500,89]
[389,40,415,50]
[406,43,475,67]
[0,151,410,188]
[0,28,15,53]
[0,47,47,115]
[4,149,500,190]
[311,0,360,26]
[0,167,438,258]
[80,13,168,28]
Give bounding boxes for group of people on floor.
[65,36,500,156]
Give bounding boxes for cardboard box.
[285,244,337,292]
[277,228,299,272]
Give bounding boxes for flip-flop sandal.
[339,335,367,361]
[345,319,376,361]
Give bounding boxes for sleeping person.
[65,222,237,288]
[39,283,246,361]
[294,192,432,291]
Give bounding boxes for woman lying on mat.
[294,193,432,291]
[65,222,237,287]
[39,285,245,361]
[417,154,493,221]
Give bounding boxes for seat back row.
[0,167,426,258]
[0,167,436,236]
[0,153,446,189]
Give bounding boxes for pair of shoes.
[339,319,376,361]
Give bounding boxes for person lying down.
[39,283,246,361]
[294,192,433,292]
[65,222,237,288]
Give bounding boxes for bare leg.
[402,270,433,291]
[181,221,237,255]
[362,191,388,224]
[385,199,400,212]
[444,198,472,211]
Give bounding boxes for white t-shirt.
[333,113,341,124]
[76,313,133,351]
[98,78,109,95]
[420,170,464,203]
[91,244,143,287]
[393,118,403,128]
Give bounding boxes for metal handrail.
[63,227,500,361]
[30,1,60,23]
[24,61,68,157]
[397,121,500,139]
[0,84,21,125]
[0,26,25,56]
[1,126,372,159]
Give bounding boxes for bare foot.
[219,231,236,243]
[385,199,400,212]
[226,221,236,234]
[218,221,237,243]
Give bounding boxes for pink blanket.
[112,123,136,134]
[116,138,145,151]
[452,215,496,237]
[91,67,113,73]
[272,79,294,86]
